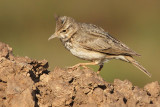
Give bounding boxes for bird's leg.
[97,64,104,74]
[68,62,97,70]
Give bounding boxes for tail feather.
[125,56,151,78]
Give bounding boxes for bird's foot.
[96,70,100,74]
[81,65,89,69]
[67,64,80,70]
[67,64,88,70]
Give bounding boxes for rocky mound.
[0,42,159,107]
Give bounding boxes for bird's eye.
[62,30,66,32]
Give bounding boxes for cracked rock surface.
[0,42,160,107]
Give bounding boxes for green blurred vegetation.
[0,0,160,87]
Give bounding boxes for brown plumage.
[48,15,151,77]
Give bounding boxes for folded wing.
[78,23,139,56]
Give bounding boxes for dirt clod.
[0,42,160,107]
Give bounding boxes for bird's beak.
[48,33,58,41]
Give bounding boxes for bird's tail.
[124,56,151,78]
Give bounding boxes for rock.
[0,42,48,107]
[0,42,160,107]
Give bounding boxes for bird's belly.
[64,41,106,61]
[69,48,106,61]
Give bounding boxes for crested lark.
[48,15,151,77]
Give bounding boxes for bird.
[48,15,151,77]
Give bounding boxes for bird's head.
[48,15,78,41]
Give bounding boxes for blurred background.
[0,0,160,87]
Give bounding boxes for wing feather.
[76,23,139,56]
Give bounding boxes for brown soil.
[0,42,160,107]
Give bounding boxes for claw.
[82,65,89,69]
[67,62,97,71]
[67,65,79,70]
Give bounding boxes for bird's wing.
[77,23,139,56]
